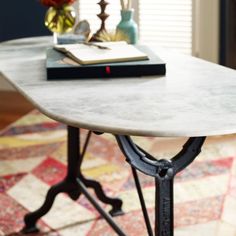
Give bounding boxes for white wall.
[0,1,79,92]
[192,0,219,63]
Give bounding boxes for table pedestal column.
[116,135,206,236]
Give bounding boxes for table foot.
[80,175,123,216]
[21,225,39,234]
[77,178,127,236]
[22,174,123,234]
[22,180,80,233]
[22,127,124,234]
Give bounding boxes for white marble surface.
[0,37,236,137]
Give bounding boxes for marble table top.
[1,36,236,137]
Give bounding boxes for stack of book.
[46,41,166,80]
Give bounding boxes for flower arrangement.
[40,0,76,34]
[40,0,75,8]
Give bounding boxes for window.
[139,0,192,55]
[78,0,193,55]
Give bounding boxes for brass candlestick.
[91,0,109,41]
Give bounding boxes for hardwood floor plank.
[0,91,34,130]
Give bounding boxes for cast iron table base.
[22,126,206,236]
[116,135,206,236]
[22,126,124,234]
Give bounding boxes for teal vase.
[116,9,138,44]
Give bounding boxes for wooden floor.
[0,91,34,130]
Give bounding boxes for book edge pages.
[53,43,149,65]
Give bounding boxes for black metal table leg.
[22,125,205,235]
[80,175,123,216]
[22,180,80,233]
[155,176,173,236]
[22,126,82,233]
[22,126,123,233]
[115,135,206,236]
[77,178,126,236]
[79,131,123,217]
[132,167,154,236]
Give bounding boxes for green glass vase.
[44,5,76,34]
[116,9,138,44]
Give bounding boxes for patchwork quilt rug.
[1,110,236,236]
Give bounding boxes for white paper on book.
[54,41,149,65]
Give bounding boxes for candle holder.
[90,0,109,41]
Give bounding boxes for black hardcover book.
[46,45,166,80]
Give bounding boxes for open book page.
[54,41,149,65]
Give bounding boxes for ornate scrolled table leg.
[115,135,206,236]
[22,125,205,235]
[22,126,123,233]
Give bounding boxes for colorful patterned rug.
[1,110,236,236]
